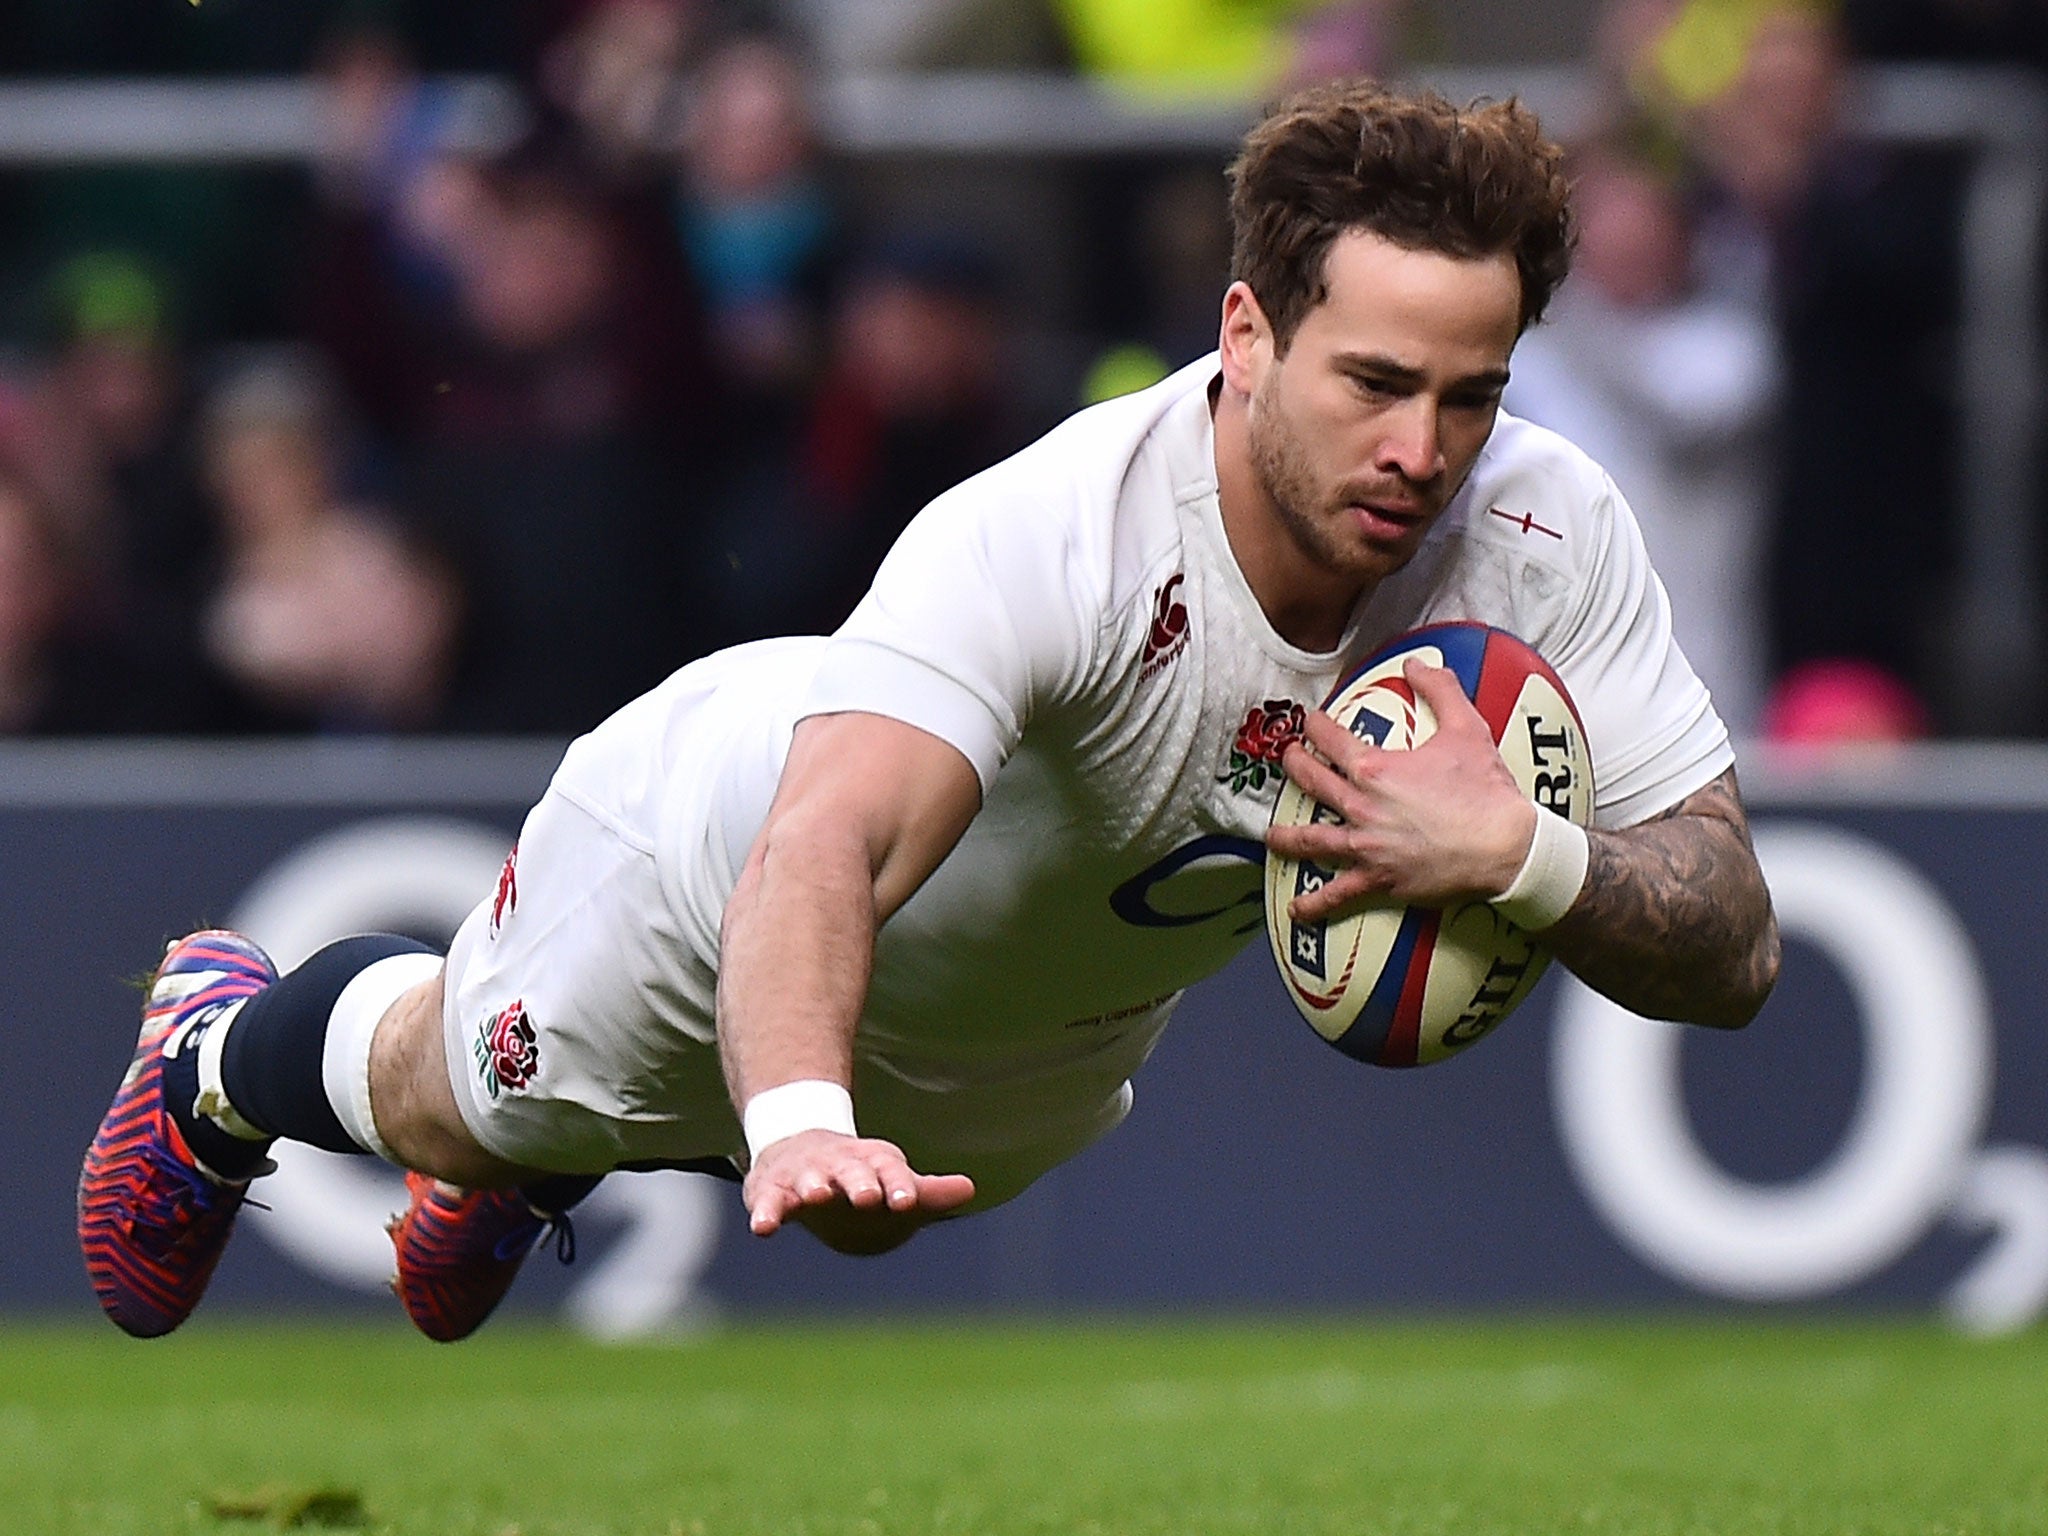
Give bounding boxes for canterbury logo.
[489,842,519,938]
[1140,572,1189,680]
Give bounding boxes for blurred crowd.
[0,0,2040,742]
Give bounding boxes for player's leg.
[80,930,438,1336]
[396,774,747,1336]
[367,976,600,1341]
[359,969,524,1184]
[78,929,282,1338]
[76,929,597,1337]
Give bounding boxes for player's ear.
[1219,282,1273,394]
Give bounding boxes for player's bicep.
[767,710,983,922]
[1635,765,1751,838]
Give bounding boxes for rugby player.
[80,78,1779,1340]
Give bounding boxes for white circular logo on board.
[1552,821,1992,1297]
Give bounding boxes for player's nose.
[1377,398,1445,483]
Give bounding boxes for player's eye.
[1346,373,1402,400]
[1445,388,1503,412]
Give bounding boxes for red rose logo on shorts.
[1217,699,1306,794]
[473,1000,540,1100]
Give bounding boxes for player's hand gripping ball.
[1265,622,1594,1067]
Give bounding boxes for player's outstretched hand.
[1268,658,1535,920]
[744,1129,976,1253]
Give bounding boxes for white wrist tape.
[743,1079,857,1160]
[1493,810,1590,932]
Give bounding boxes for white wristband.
[743,1079,857,1161]
[1492,810,1590,932]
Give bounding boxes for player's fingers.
[1405,660,1484,737]
[793,1168,841,1206]
[1288,864,1388,921]
[1266,810,1382,875]
[1265,814,1346,861]
[818,1138,919,1211]
[1300,708,1380,766]
[746,1178,800,1236]
[912,1172,977,1213]
[1279,740,1362,814]
[831,1159,888,1209]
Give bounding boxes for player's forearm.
[1540,769,1781,1029]
[716,820,877,1108]
[716,712,982,1127]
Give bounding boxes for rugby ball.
[1264,622,1594,1068]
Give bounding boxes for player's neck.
[1212,393,1368,655]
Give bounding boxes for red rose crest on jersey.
[1218,699,1306,794]
[474,1000,539,1099]
[488,842,519,938]
[1139,572,1189,681]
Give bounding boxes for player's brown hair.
[1228,78,1576,347]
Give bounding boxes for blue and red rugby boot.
[78,929,279,1337]
[387,1171,575,1342]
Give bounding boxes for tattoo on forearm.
[1543,767,1780,1028]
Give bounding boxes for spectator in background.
[421,136,702,443]
[31,252,210,637]
[0,461,251,734]
[1507,141,1779,733]
[1680,0,1846,228]
[302,23,490,442]
[1076,166,1234,405]
[1729,3,1962,733]
[400,133,717,732]
[698,232,1027,644]
[198,350,463,733]
[673,24,841,408]
[1606,0,1962,734]
[309,20,477,228]
[302,23,725,731]
[536,0,704,180]
[3,250,297,736]
[1057,0,1407,409]
[0,467,109,732]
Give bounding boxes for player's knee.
[367,974,521,1185]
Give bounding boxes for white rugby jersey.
[560,355,1732,1203]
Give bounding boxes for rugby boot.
[78,930,279,1337]
[387,1170,576,1342]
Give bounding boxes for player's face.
[1231,230,1522,591]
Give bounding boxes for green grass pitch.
[3,1315,2045,1535]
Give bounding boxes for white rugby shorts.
[440,783,737,1175]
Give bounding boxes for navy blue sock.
[224,934,439,1151]
[163,934,437,1177]
[159,1046,271,1182]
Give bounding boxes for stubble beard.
[1246,381,1448,597]
[1247,383,1366,581]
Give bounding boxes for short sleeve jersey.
[627,356,1730,1194]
